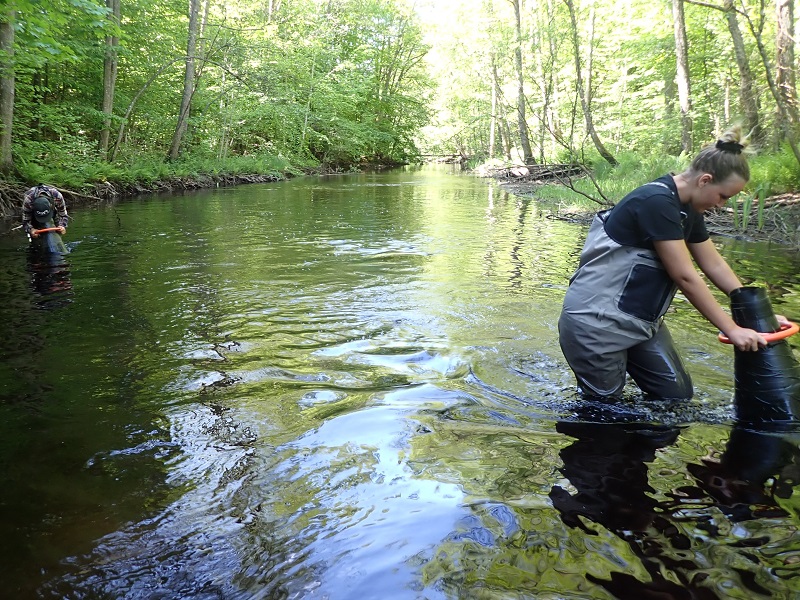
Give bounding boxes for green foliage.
[5,0,433,187]
[13,150,292,191]
[749,146,800,194]
[4,0,800,204]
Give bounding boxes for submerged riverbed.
[2,167,800,599]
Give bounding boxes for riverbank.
[6,165,800,248]
[0,161,403,226]
[0,171,297,219]
[497,176,800,248]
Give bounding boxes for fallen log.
[487,163,585,181]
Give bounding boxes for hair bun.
[716,139,744,154]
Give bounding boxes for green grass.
[748,144,800,194]
[10,150,299,192]
[520,148,800,220]
[530,152,690,208]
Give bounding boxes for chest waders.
[559,204,691,399]
[563,209,677,336]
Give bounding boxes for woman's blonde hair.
[688,125,751,183]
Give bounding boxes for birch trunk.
[672,0,692,153]
[565,0,617,165]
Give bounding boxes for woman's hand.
[776,314,791,326]
[723,326,767,352]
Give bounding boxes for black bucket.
[729,287,800,424]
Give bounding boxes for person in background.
[21,184,68,237]
[558,126,785,401]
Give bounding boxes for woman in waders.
[558,126,786,400]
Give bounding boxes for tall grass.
[728,181,769,233]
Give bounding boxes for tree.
[530,0,559,163]
[168,0,201,161]
[565,0,617,165]
[672,0,693,153]
[723,0,762,144]
[100,0,121,158]
[775,0,798,137]
[510,0,534,164]
[0,3,14,175]
[738,0,800,166]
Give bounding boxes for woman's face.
[693,173,747,212]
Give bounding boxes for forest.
[1,0,799,225]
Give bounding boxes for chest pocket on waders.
[617,258,675,322]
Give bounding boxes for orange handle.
[718,321,799,344]
[32,227,62,234]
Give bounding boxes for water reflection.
[551,420,800,598]
[26,243,72,308]
[687,426,800,522]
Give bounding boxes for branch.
[684,0,748,16]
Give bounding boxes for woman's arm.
[687,239,741,293]
[654,239,765,351]
[690,239,791,326]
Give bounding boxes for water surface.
[2,167,800,599]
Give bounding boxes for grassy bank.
[0,152,330,222]
[490,147,800,247]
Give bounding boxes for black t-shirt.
[603,174,709,250]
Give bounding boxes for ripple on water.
[8,171,800,599]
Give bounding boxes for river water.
[2,167,800,599]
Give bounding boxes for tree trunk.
[740,0,800,166]
[99,0,120,158]
[565,0,617,165]
[671,0,692,153]
[489,58,498,159]
[0,6,13,175]
[111,58,183,162]
[510,0,534,164]
[724,0,762,144]
[168,0,201,161]
[776,0,799,136]
[532,0,556,163]
[501,116,513,160]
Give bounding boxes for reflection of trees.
[418,418,800,598]
[507,196,532,290]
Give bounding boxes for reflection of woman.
[549,421,704,597]
[559,127,778,401]
[549,421,680,533]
